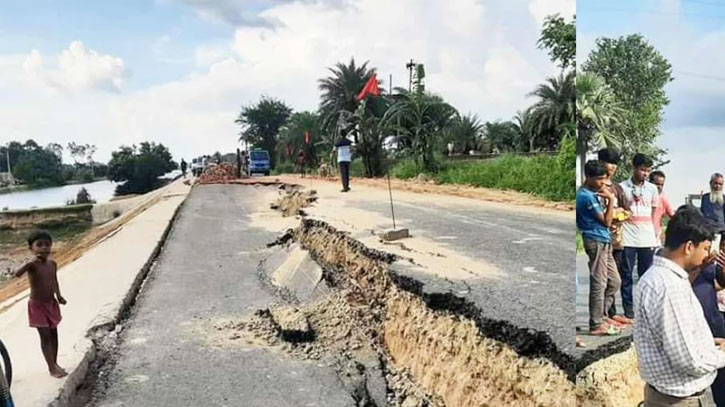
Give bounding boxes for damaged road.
[79,182,576,407]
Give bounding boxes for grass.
[576,231,583,253]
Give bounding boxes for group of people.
[577,148,725,406]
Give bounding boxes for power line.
[586,6,725,19]
[675,70,725,82]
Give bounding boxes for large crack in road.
[63,183,574,407]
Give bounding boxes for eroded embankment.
[287,219,576,407]
[575,346,644,407]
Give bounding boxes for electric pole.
[406,59,415,92]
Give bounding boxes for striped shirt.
[634,256,725,397]
[620,179,659,248]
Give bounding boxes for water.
[0,180,118,211]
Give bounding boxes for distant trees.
[108,142,176,195]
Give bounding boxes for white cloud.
[528,0,575,26]
[22,41,128,93]
[0,0,560,164]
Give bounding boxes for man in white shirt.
[619,153,659,319]
[331,137,353,192]
[634,206,725,406]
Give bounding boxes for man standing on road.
[619,153,659,320]
[577,160,622,336]
[331,137,352,192]
[180,159,187,179]
[634,206,725,406]
[701,173,725,234]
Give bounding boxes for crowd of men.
[577,148,725,406]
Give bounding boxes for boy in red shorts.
[14,230,67,378]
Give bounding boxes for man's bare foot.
[50,367,68,378]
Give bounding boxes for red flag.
[304,130,310,144]
[355,74,380,102]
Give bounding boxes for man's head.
[632,153,653,183]
[664,206,715,271]
[597,148,620,178]
[649,171,666,194]
[710,173,724,203]
[27,230,52,260]
[584,160,608,191]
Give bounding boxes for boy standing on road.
[14,230,68,378]
[577,160,622,336]
[619,153,659,320]
[180,159,187,179]
[650,170,675,245]
[331,137,352,192]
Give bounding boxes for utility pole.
[405,59,415,92]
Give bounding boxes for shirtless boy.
[15,230,68,378]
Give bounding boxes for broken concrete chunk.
[381,228,410,242]
[271,306,314,343]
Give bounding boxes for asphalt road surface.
[339,196,576,356]
[92,185,356,407]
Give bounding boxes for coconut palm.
[482,120,518,153]
[576,71,625,182]
[511,108,536,152]
[528,70,575,151]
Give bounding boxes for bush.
[433,139,575,202]
[66,187,96,205]
[389,159,424,180]
[272,161,295,175]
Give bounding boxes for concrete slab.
[0,179,191,407]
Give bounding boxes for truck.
[248,150,270,176]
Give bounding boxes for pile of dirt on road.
[197,163,241,184]
[576,346,644,407]
[271,188,317,217]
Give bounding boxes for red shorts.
[28,299,62,329]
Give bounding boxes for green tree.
[538,14,576,70]
[443,113,483,154]
[12,140,64,187]
[511,108,536,152]
[108,142,176,195]
[528,70,575,151]
[278,111,321,168]
[576,72,626,179]
[482,121,519,153]
[583,34,673,166]
[235,96,292,169]
[383,91,458,171]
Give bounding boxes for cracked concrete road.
[91,185,356,407]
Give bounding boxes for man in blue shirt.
[577,160,622,336]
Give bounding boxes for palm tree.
[278,111,321,168]
[528,70,575,151]
[576,71,625,183]
[444,113,483,154]
[383,91,458,171]
[318,58,385,136]
[511,108,535,152]
[482,121,518,153]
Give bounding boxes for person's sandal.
[590,324,620,336]
[611,315,635,325]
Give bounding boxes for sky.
[0,0,574,167]
[578,0,725,206]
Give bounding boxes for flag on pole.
[355,73,380,102]
[304,130,310,144]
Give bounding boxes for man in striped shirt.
[634,206,725,406]
[620,153,659,319]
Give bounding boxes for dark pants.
[583,240,621,329]
[712,368,725,407]
[339,161,350,191]
[621,247,655,318]
[608,249,625,318]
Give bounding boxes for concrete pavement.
[0,178,190,407]
[90,185,356,407]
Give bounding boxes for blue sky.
[578,0,725,205]
[0,0,573,165]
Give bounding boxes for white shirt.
[634,256,725,397]
[620,178,659,248]
[337,145,351,163]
